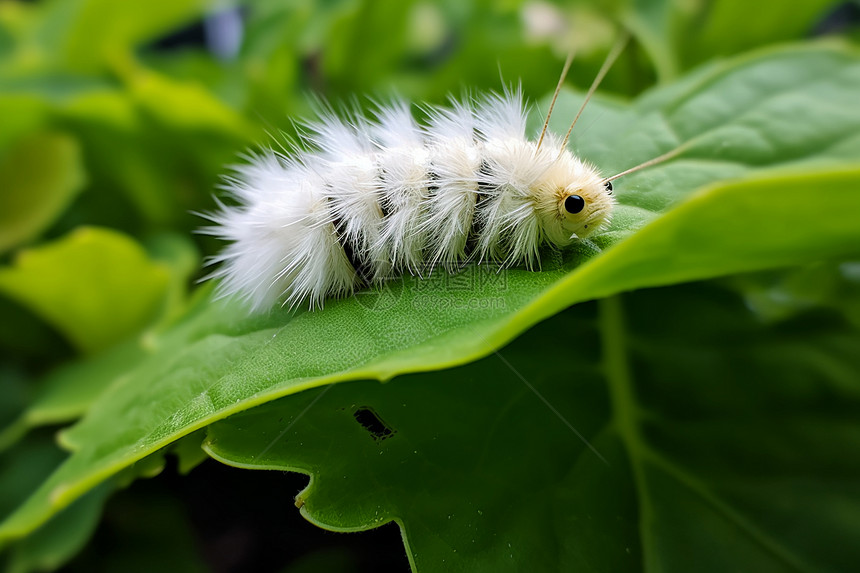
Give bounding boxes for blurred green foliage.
[1,0,860,571]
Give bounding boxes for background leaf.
[0,232,199,444]
[3,484,110,573]
[0,0,209,75]
[0,227,170,354]
[0,132,86,254]
[624,0,842,80]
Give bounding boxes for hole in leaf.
[353,407,396,442]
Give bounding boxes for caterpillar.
[204,38,668,311]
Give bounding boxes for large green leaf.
[0,232,199,448]
[673,0,839,70]
[0,227,170,354]
[0,430,196,573]
[58,481,209,573]
[3,484,110,573]
[624,0,839,80]
[0,131,86,253]
[0,430,107,573]
[2,44,860,546]
[205,277,860,571]
[0,68,255,231]
[0,0,209,74]
[0,434,65,524]
[239,0,637,121]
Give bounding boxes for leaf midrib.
[600,295,814,572]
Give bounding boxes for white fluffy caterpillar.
[205,38,668,311]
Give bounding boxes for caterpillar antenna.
[561,33,629,150]
[606,144,689,182]
[536,49,576,153]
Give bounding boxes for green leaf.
[0,233,199,441]
[8,341,150,436]
[204,278,860,571]
[57,72,254,229]
[0,70,253,230]
[28,0,209,73]
[0,432,104,572]
[202,305,626,572]
[0,131,86,253]
[140,232,201,327]
[2,44,860,548]
[58,482,209,573]
[240,0,634,118]
[3,484,110,573]
[0,96,49,150]
[126,71,254,139]
[0,379,37,455]
[674,0,839,70]
[0,227,170,354]
[625,0,839,81]
[0,434,65,523]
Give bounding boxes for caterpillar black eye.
[564,195,585,214]
[604,180,613,192]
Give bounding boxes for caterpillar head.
[556,178,614,240]
[533,152,615,246]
